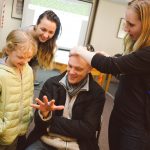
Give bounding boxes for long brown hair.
[36,10,62,69]
[124,0,150,54]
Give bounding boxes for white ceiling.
[105,0,130,4]
[112,0,128,3]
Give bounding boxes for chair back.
[0,52,2,58]
[91,68,112,92]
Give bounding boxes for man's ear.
[88,66,92,73]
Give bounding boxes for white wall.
[0,0,21,51]
[91,0,127,55]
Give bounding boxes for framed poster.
[11,0,24,19]
[117,18,126,39]
[0,0,6,27]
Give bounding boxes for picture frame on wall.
[11,0,24,19]
[117,18,126,39]
[0,0,6,28]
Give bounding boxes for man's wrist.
[38,110,52,121]
[40,111,50,118]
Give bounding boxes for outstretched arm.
[31,95,64,118]
[70,46,109,65]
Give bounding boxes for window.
[21,0,93,50]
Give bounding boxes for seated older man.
[25,48,105,150]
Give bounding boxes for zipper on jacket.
[18,69,24,134]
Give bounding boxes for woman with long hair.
[70,0,150,149]
[25,10,62,85]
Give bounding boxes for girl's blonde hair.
[124,0,150,54]
[3,29,37,56]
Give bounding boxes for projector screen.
[21,0,92,50]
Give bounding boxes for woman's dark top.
[91,46,150,131]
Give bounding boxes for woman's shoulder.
[139,46,150,52]
[136,46,150,57]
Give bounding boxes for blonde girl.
[0,29,37,150]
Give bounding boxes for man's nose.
[69,68,76,74]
